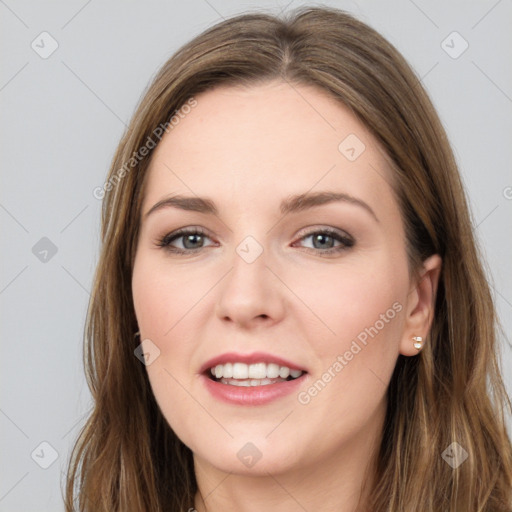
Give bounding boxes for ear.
[399,254,442,356]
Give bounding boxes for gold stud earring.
[134,331,140,338]
[412,336,423,350]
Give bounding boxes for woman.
[65,6,512,511]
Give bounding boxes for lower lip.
[201,374,306,405]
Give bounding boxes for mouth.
[200,352,308,405]
[199,352,308,406]
[206,362,306,387]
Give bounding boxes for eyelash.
[156,227,355,257]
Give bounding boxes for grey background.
[1,0,511,510]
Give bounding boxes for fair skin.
[131,80,441,512]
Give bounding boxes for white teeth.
[220,377,286,386]
[210,362,304,380]
[249,363,266,379]
[232,362,249,379]
[279,366,290,378]
[266,363,280,378]
[223,362,233,378]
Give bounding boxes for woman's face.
[132,81,437,477]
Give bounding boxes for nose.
[215,242,286,329]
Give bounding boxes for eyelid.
[158,226,214,247]
[294,225,353,241]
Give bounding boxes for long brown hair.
[64,6,512,511]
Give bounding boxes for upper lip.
[199,351,307,374]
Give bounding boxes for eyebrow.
[144,191,379,222]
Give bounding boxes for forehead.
[142,80,396,216]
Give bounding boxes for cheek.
[132,253,216,445]
[287,254,407,346]
[145,363,201,449]
[291,255,407,405]
[132,253,212,340]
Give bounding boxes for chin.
[190,435,303,476]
